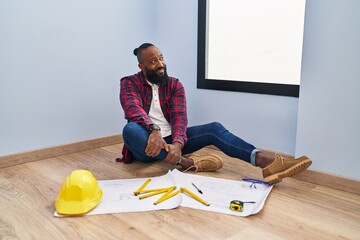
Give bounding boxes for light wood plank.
[0,143,359,239]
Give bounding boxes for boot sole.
[264,159,312,185]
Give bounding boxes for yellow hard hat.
[55,170,102,215]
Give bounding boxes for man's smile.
[156,68,165,75]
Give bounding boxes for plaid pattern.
[119,71,188,163]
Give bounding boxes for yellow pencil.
[138,188,171,199]
[153,189,181,205]
[134,178,151,195]
[181,187,210,206]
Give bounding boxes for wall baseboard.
[291,169,360,195]
[0,135,122,168]
[1,137,358,195]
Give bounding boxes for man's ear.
[138,63,144,70]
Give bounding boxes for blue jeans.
[122,122,258,166]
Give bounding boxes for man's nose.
[157,60,164,67]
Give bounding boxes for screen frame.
[197,0,300,97]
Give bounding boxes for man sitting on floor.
[117,43,312,184]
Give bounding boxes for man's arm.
[164,79,188,164]
[169,80,188,146]
[120,76,153,130]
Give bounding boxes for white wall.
[296,0,360,180]
[0,0,154,155]
[155,0,299,155]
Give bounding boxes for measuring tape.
[230,200,243,212]
[230,200,256,212]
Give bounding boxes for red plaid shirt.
[118,71,188,163]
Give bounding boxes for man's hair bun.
[133,48,139,56]
[134,43,154,55]
[133,43,154,62]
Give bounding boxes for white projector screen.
[197,0,306,97]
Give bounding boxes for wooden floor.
[1,143,359,240]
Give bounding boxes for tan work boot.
[184,154,224,172]
[263,153,312,185]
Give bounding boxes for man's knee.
[122,122,147,144]
[210,121,225,130]
[123,122,141,136]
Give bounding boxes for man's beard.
[145,66,170,87]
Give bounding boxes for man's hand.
[164,142,183,165]
[145,130,166,157]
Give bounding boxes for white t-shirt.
[147,81,172,138]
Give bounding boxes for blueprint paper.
[54,169,272,217]
[171,169,273,217]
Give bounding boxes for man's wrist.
[148,124,161,134]
[173,141,183,150]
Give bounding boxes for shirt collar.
[138,71,149,86]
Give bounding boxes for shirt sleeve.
[169,79,188,146]
[120,76,153,129]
